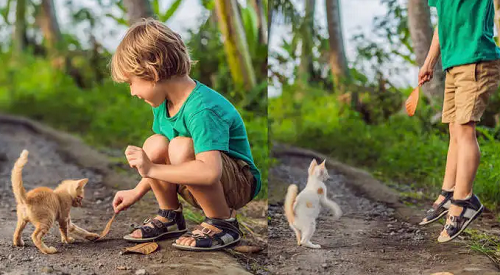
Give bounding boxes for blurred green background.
[269,0,500,214]
[0,0,268,199]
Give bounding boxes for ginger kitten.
[284,159,343,248]
[11,150,100,254]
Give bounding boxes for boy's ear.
[308,159,318,175]
[77,178,88,188]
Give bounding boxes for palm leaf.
[160,0,183,22]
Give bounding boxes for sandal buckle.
[201,227,212,235]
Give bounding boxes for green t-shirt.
[429,0,500,70]
[152,80,261,198]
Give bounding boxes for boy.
[419,0,500,242]
[110,19,261,251]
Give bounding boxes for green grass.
[467,229,500,269]
[270,85,500,212]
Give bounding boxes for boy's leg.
[438,60,500,241]
[130,134,180,238]
[435,122,458,204]
[169,137,254,248]
[452,122,479,201]
[167,137,231,219]
[142,134,179,210]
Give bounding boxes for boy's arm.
[419,26,440,85]
[424,26,440,69]
[125,145,222,186]
[148,150,222,186]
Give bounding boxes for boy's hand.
[125,145,153,177]
[418,62,434,86]
[112,189,142,213]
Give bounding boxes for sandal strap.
[427,190,453,213]
[436,190,453,208]
[204,217,242,236]
[138,218,177,238]
[131,208,186,238]
[157,208,181,220]
[444,195,483,236]
[183,217,241,248]
[440,189,454,197]
[450,197,481,212]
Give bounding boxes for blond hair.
[111,18,192,83]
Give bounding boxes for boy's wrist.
[423,58,435,70]
[146,163,161,179]
[133,185,148,197]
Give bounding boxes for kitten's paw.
[85,233,100,241]
[62,237,75,244]
[13,239,24,247]
[302,242,321,249]
[45,246,58,254]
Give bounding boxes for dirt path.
[0,116,267,275]
[267,144,500,275]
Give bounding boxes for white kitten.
[284,159,343,249]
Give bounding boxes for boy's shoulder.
[184,82,237,117]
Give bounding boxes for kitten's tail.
[11,150,29,205]
[284,184,299,225]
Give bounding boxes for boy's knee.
[143,134,169,164]
[168,137,195,165]
[455,122,476,140]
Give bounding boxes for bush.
[270,84,500,211]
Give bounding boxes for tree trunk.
[325,0,349,91]
[251,0,268,45]
[124,0,154,25]
[215,0,257,90]
[39,0,62,54]
[268,0,273,43]
[494,0,500,44]
[14,0,27,54]
[298,0,315,85]
[408,0,445,104]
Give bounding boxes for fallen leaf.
[405,86,420,117]
[97,213,117,240]
[122,242,159,255]
[233,245,263,253]
[116,266,128,270]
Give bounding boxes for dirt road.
[267,145,499,275]
[0,116,267,275]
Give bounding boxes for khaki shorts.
[178,153,256,210]
[442,59,500,124]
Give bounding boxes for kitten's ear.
[77,178,88,188]
[308,159,318,175]
[317,160,327,177]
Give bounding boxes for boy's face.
[128,76,164,107]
